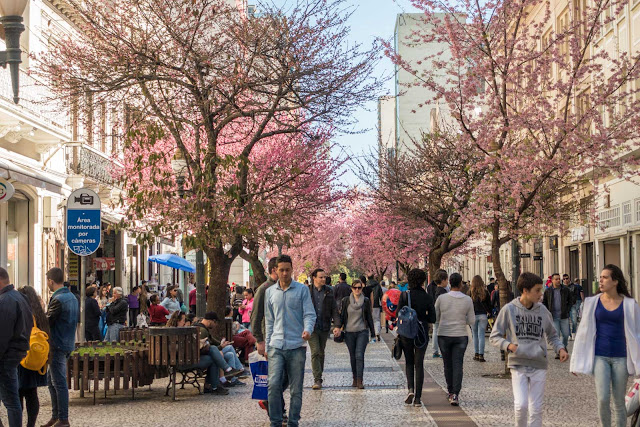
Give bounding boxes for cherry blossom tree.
[357,126,481,279]
[389,0,640,300]
[36,0,381,322]
[348,203,429,281]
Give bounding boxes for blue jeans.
[344,330,369,380]
[472,314,488,355]
[0,359,21,427]
[594,356,628,427]
[570,301,581,334]
[104,323,124,342]
[222,346,243,370]
[552,318,569,349]
[191,346,231,389]
[267,347,306,427]
[47,350,71,421]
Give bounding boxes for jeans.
[594,356,628,427]
[19,388,39,427]
[104,323,125,342]
[344,330,369,380]
[552,318,570,349]
[472,314,488,355]
[193,348,222,389]
[209,346,230,372]
[511,367,547,427]
[569,301,582,334]
[47,350,71,421]
[221,345,243,370]
[438,335,468,395]
[308,329,329,382]
[267,347,306,427]
[399,335,427,399]
[0,360,21,427]
[372,307,381,335]
[432,324,440,354]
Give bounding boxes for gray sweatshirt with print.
[490,298,565,370]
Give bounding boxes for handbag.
[392,336,402,360]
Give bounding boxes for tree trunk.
[205,244,236,338]
[427,249,444,283]
[239,244,267,290]
[491,220,511,308]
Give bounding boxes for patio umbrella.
[148,254,196,273]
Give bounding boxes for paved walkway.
[0,338,435,427]
[0,332,621,426]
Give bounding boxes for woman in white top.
[570,264,640,427]
[435,272,475,406]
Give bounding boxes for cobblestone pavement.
[421,331,629,427]
[0,338,435,427]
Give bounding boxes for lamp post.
[171,152,206,316]
[0,0,28,104]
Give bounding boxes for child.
[490,272,569,427]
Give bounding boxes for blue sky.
[334,0,419,185]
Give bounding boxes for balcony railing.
[596,199,640,234]
[65,143,122,187]
[0,66,71,134]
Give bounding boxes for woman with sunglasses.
[333,279,375,389]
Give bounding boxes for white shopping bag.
[626,378,640,417]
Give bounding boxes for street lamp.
[170,151,187,197]
[0,0,28,104]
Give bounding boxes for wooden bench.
[147,327,200,400]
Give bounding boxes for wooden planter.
[67,341,154,404]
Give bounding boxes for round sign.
[0,178,15,202]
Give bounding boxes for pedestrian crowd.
[0,259,637,427]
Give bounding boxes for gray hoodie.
[490,298,565,370]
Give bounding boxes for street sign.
[66,188,101,256]
[0,177,15,202]
[533,255,543,261]
[519,253,531,258]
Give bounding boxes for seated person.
[231,319,256,365]
[198,311,247,386]
[195,312,246,387]
[167,312,243,395]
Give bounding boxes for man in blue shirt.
[43,267,78,427]
[265,255,316,427]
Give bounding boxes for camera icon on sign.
[74,194,94,205]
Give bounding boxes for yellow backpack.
[20,316,50,375]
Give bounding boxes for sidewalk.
[0,338,436,427]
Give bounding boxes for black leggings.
[19,388,39,427]
[399,336,427,399]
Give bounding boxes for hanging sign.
[66,188,101,256]
[0,178,15,202]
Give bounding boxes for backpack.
[396,291,418,339]
[20,316,49,375]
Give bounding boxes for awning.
[0,157,64,194]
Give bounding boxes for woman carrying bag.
[333,279,375,389]
[571,264,640,427]
[396,268,436,407]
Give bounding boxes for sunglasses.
[352,286,363,290]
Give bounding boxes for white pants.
[372,307,381,335]
[510,368,547,427]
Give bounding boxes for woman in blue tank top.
[571,264,640,427]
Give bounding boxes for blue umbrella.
[148,254,196,273]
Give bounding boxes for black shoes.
[413,398,422,407]
[405,391,415,405]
